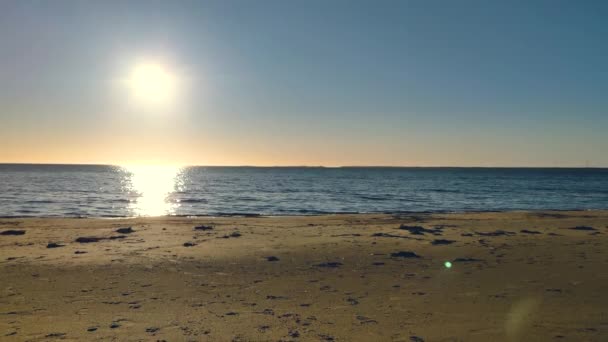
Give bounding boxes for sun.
[127,62,177,104]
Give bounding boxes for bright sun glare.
[125,165,182,216]
[128,62,177,104]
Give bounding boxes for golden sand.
[1,211,607,341]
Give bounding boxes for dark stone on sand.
[454,257,483,262]
[569,226,596,231]
[266,256,280,262]
[109,235,126,240]
[87,327,98,332]
[398,225,441,235]
[74,251,87,254]
[183,242,197,247]
[110,322,120,329]
[372,262,385,266]
[521,229,542,234]
[390,251,421,258]
[431,239,455,245]
[116,227,134,234]
[289,330,300,338]
[461,233,474,237]
[194,225,213,231]
[476,230,516,236]
[46,242,64,248]
[146,327,159,333]
[315,262,343,268]
[1,230,25,236]
[75,237,103,243]
[410,336,425,342]
[225,311,238,316]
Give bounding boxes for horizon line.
[0,162,606,169]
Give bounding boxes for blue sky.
[1,0,607,166]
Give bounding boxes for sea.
[0,164,607,217]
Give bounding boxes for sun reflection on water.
[122,165,183,216]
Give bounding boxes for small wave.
[176,198,209,203]
[358,195,391,201]
[25,200,54,204]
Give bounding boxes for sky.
[0,0,607,167]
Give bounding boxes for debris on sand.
[520,229,542,234]
[315,262,343,268]
[1,230,25,236]
[266,256,280,262]
[46,242,64,248]
[116,227,134,234]
[371,232,421,240]
[356,315,378,324]
[109,322,120,329]
[410,336,425,342]
[220,231,242,238]
[346,297,359,305]
[75,237,103,243]
[390,251,421,258]
[453,257,483,262]
[75,235,126,243]
[183,242,197,247]
[475,230,516,237]
[431,239,455,245]
[194,225,213,231]
[45,333,66,338]
[398,225,442,236]
[568,226,596,231]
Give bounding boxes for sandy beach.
[1,211,607,341]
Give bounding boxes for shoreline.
[2,210,607,341]
[1,207,606,220]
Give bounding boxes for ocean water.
[0,164,607,217]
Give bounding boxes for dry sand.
[1,211,608,341]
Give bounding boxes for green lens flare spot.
[444,261,452,269]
